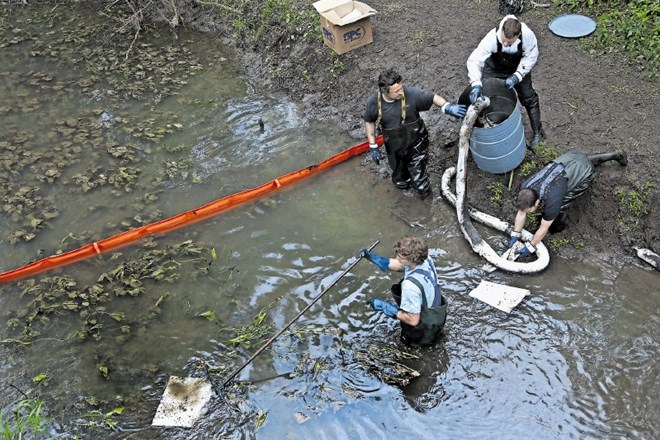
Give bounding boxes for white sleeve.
[399,279,422,314]
[516,24,539,79]
[467,29,497,86]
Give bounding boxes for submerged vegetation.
[0,4,207,249]
[3,239,215,346]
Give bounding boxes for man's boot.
[419,187,432,200]
[527,104,545,151]
[549,212,568,233]
[588,150,628,167]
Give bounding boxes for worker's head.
[501,18,522,47]
[516,188,541,213]
[378,68,404,101]
[393,235,428,266]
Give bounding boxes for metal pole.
[221,240,380,388]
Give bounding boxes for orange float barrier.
[0,137,382,284]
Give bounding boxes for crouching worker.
[508,150,627,257]
[360,235,447,346]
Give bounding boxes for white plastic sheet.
[152,376,213,428]
[469,280,530,313]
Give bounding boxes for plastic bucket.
[459,78,526,174]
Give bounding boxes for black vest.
[485,25,523,74]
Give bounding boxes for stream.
[0,4,657,439]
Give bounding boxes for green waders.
[391,278,447,346]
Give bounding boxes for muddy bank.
[178,0,659,266]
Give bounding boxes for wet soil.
[187,1,658,264]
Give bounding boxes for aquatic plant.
[0,398,52,440]
[4,239,215,345]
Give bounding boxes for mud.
[142,1,658,263]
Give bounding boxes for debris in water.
[152,376,213,428]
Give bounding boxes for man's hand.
[368,298,399,318]
[442,103,467,118]
[359,248,390,272]
[469,85,483,104]
[505,74,521,89]
[516,242,536,257]
[369,142,381,165]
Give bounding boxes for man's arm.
[432,94,448,108]
[396,309,420,326]
[467,30,496,86]
[513,209,528,234]
[530,218,552,247]
[396,280,423,326]
[364,121,377,144]
[513,210,552,248]
[514,24,539,81]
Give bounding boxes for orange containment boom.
[0,137,382,284]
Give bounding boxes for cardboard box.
[313,0,377,55]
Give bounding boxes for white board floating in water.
[469,280,530,313]
[152,376,213,428]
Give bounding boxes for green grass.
[1,398,52,440]
[614,181,654,227]
[554,0,660,77]
[487,181,504,204]
[199,0,319,44]
[548,237,585,251]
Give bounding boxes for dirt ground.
[188,0,659,266]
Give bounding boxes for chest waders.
[390,260,447,346]
[484,26,523,77]
[523,161,565,201]
[483,25,544,145]
[377,92,431,196]
[553,152,595,212]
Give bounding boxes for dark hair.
[502,18,522,39]
[393,235,428,265]
[516,188,539,210]
[378,68,402,94]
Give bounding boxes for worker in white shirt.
[466,15,545,150]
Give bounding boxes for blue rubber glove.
[505,74,521,89]
[469,85,483,104]
[368,298,399,318]
[516,242,536,257]
[507,231,521,249]
[443,102,467,118]
[359,248,390,272]
[369,142,381,165]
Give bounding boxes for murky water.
[1,5,658,440]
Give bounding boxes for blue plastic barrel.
[459,78,526,174]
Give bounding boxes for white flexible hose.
[442,97,550,273]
